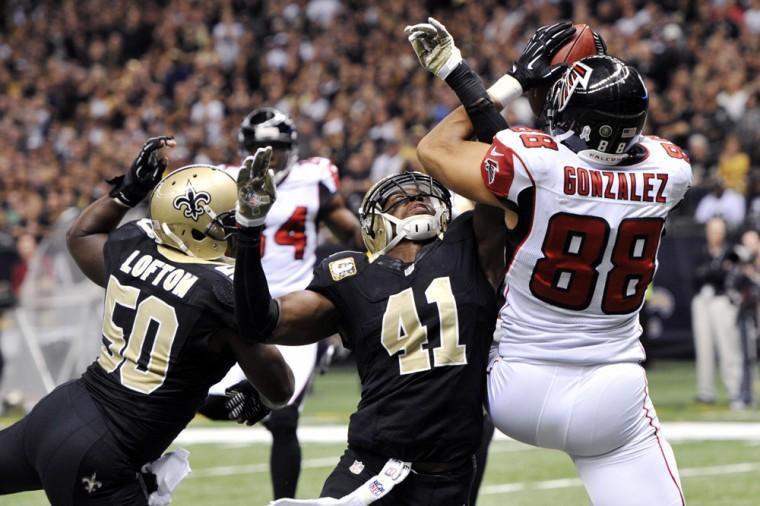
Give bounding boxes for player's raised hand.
[109,135,176,207]
[405,17,462,80]
[509,22,576,92]
[236,146,276,228]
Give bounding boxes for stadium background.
[0,0,758,505]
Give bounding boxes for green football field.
[3,361,760,505]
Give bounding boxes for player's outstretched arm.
[67,136,175,287]
[222,329,295,409]
[412,20,575,210]
[234,218,340,346]
[405,17,508,143]
[406,17,507,208]
[234,147,340,346]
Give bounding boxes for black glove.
[509,22,577,92]
[224,380,272,426]
[108,136,174,207]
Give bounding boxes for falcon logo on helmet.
[555,61,593,113]
[173,182,211,221]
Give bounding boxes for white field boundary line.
[173,422,760,445]
[189,457,760,490]
[478,462,760,495]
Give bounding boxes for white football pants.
[487,358,685,505]
[210,343,318,406]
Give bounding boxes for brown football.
[528,24,598,116]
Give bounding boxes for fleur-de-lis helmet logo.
[173,181,211,221]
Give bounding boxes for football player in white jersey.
[204,107,361,500]
[407,19,688,505]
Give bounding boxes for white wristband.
[235,209,266,228]
[436,48,463,80]
[487,74,524,109]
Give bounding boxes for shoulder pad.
[108,219,153,245]
[294,157,340,190]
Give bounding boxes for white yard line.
[189,457,760,491]
[191,457,339,478]
[173,422,760,445]
[479,462,760,496]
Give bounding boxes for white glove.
[404,17,462,80]
[142,448,192,506]
[236,146,276,228]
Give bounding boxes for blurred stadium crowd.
[0,0,758,305]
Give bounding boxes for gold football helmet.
[360,172,451,255]
[150,164,237,260]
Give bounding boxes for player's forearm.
[68,195,129,240]
[417,105,475,180]
[234,228,281,343]
[269,290,339,345]
[66,195,130,287]
[444,61,509,143]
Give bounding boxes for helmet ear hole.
[191,229,206,241]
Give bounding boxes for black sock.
[265,405,301,499]
[469,415,495,505]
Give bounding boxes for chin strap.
[577,149,628,165]
[159,223,195,257]
[555,131,641,166]
[374,208,445,257]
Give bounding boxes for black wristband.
[465,99,509,144]
[444,61,491,110]
[445,61,509,143]
[237,225,264,241]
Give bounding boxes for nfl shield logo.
[369,479,385,497]
[349,460,365,475]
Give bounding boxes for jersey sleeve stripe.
[481,139,516,198]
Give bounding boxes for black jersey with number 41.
[80,219,237,465]
[308,211,497,464]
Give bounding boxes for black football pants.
[0,380,148,506]
[321,446,475,506]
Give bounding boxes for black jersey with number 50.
[81,219,237,465]
[307,211,497,464]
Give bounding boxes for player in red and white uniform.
[207,108,361,500]
[408,20,688,506]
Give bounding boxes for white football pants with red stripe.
[487,358,685,505]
